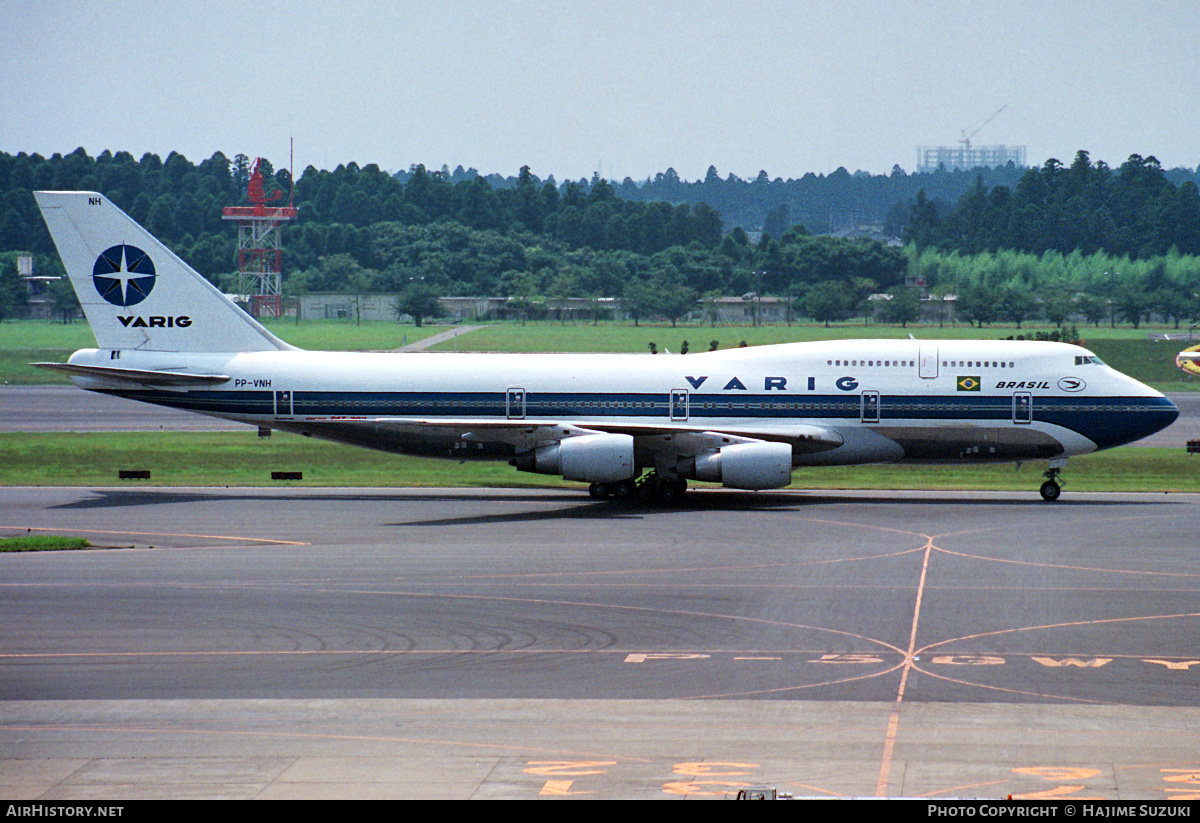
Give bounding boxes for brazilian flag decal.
[957,375,981,391]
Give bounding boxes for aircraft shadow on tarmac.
[53,487,861,526]
[50,488,805,518]
[50,488,1175,531]
[51,489,578,510]
[389,491,1176,527]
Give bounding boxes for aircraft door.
[919,345,939,379]
[1013,392,1032,424]
[669,389,689,421]
[506,387,526,419]
[274,390,293,419]
[861,390,880,423]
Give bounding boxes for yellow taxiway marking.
[876,534,934,797]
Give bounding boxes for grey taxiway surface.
[2,485,1200,799]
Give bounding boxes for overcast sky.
[4,0,1198,183]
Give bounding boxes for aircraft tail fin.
[34,191,293,353]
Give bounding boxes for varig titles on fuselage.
[684,375,801,391]
[681,374,1068,393]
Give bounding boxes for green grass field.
[0,535,91,552]
[256,318,445,350]
[411,321,1198,391]
[0,431,1195,492]
[0,319,447,384]
[419,320,1189,350]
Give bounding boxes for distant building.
[296,294,622,324]
[829,225,903,247]
[297,293,404,323]
[712,296,790,325]
[916,145,1027,173]
[868,292,958,325]
[18,254,64,320]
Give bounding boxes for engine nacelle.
[689,441,793,490]
[513,433,635,483]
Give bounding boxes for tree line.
[0,149,906,324]
[906,245,1200,330]
[904,152,1200,259]
[1,147,1198,330]
[450,157,1200,239]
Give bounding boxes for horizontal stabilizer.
[31,362,230,386]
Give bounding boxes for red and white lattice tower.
[222,158,296,318]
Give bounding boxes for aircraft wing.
[367,417,844,455]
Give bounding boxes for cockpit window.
[1074,355,1104,366]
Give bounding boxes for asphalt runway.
[3,486,1200,799]
[3,385,1197,446]
[0,385,248,432]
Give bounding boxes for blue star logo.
[93,244,155,307]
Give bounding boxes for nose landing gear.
[1039,466,1064,502]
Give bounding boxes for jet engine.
[686,441,793,490]
[513,433,635,483]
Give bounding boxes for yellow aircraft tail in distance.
[1177,344,1200,377]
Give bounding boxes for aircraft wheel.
[588,483,609,499]
[637,481,659,502]
[612,479,637,499]
[658,479,686,503]
[1039,480,1061,502]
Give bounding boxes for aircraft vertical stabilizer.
[34,191,293,353]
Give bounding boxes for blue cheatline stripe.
[102,389,276,415]
[101,389,1175,448]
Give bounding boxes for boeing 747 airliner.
[33,191,1178,502]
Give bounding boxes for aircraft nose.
[1161,394,1180,428]
[1056,390,1179,450]
[1128,392,1179,445]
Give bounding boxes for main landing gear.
[1039,465,1064,502]
[588,473,687,504]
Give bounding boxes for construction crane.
[960,105,1007,152]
